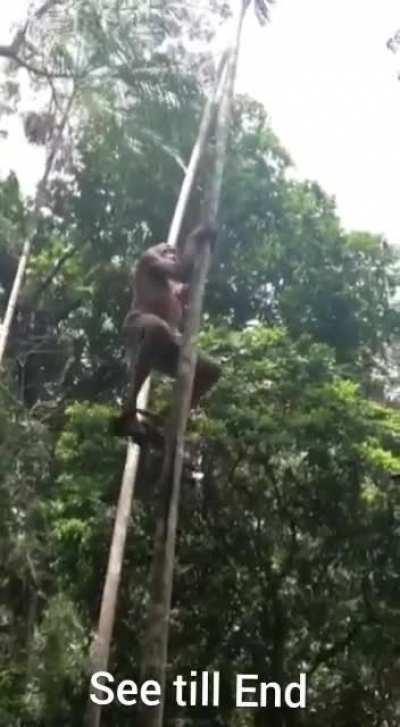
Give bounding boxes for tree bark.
[85,54,229,727]
[138,4,249,727]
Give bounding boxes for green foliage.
[0,174,26,313]
[1,2,400,725]
[0,387,52,725]
[171,326,400,725]
[23,595,88,725]
[48,403,124,598]
[0,173,26,251]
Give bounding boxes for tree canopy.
[1,2,400,726]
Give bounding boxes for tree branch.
[0,47,78,80]
[308,621,363,676]
[0,0,74,80]
[31,247,76,305]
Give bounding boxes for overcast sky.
[1,0,400,242]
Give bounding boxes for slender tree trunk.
[85,403,149,727]
[138,5,249,727]
[85,56,229,727]
[138,233,214,727]
[0,91,75,368]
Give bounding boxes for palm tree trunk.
[85,55,229,727]
[138,5,249,727]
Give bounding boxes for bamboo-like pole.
[86,55,229,727]
[138,4,249,727]
[0,90,76,368]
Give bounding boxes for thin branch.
[0,29,27,60]
[137,130,187,172]
[35,0,66,20]
[308,621,363,676]
[0,0,64,63]
[0,45,79,80]
[31,247,76,304]
[0,88,76,367]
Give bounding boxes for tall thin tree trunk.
[0,90,76,368]
[139,5,249,727]
[85,56,228,727]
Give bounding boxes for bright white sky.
[1,0,400,242]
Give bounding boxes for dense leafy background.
[1,2,400,726]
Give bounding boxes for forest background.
[1,1,400,726]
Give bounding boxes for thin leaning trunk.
[0,90,76,368]
[85,55,228,727]
[138,4,249,727]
